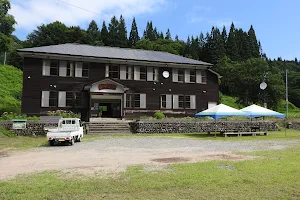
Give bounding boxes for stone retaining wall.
[130,120,279,134]
[0,121,57,136]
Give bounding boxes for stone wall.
[129,120,279,134]
[0,121,57,136]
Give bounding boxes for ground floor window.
[125,94,132,108]
[178,95,184,109]
[134,94,140,108]
[49,91,58,107]
[75,92,82,108]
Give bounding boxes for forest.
[1,0,300,113]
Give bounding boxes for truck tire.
[69,139,75,146]
[77,136,82,142]
[49,141,55,146]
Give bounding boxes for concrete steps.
[86,121,132,134]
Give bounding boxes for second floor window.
[190,70,196,83]
[140,66,146,80]
[82,63,89,78]
[109,65,119,79]
[50,61,58,76]
[178,69,184,82]
[66,62,74,77]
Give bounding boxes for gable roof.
[17,43,213,66]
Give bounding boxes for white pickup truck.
[47,118,84,146]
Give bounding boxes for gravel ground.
[0,137,298,180]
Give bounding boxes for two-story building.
[17,43,220,121]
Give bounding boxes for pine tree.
[165,28,172,40]
[190,36,199,60]
[248,25,260,58]
[101,21,109,45]
[221,26,227,45]
[236,29,251,60]
[128,17,140,47]
[143,21,155,41]
[87,20,101,45]
[226,22,239,61]
[108,16,119,46]
[153,27,159,40]
[159,32,164,39]
[175,35,179,41]
[118,15,127,47]
[207,27,226,64]
[184,36,191,57]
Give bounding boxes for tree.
[165,28,172,40]
[67,26,88,44]
[101,21,109,45]
[175,35,179,41]
[87,20,101,45]
[143,21,155,41]
[221,26,227,45]
[235,29,251,60]
[128,17,140,47]
[248,25,260,58]
[0,0,16,52]
[108,16,119,46]
[118,15,127,47]
[226,23,239,61]
[25,21,69,47]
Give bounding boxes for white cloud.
[9,0,165,31]
[188,17,204,24]
[193,5,212,12]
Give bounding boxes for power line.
[55,0,102,16]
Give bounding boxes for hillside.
[0,65,23,114]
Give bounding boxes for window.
[109,65,119,79]
[82,63,89,78]
[134,94,140,108]
[66,92,73,107]
[75,92,82,108]
[66,62,74,77]
[178,69,184,82]
[50,60,58,76]
[161,95,167,108]
[185,95,191,109]
[49,91,58,107]
[201,70,207,83]
[140,66,146,80]
[190,70,196,83]
[126,94,132,108]
[126,66,132,80]
[178,95,184,109]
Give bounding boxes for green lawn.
[1,145,300,199]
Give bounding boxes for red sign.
[98,84,117,90]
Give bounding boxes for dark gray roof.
[18,43,212,66]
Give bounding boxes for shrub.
[154,112,165,119]
[0,112,40,120]
[47,110,80,118]
[0,126,16,137]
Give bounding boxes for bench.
[224,132,268,137]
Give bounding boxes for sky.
[9,0,300,60]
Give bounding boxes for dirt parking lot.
[0,137,297,180]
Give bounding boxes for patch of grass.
[1,145,300,199]
[0,133,47,150]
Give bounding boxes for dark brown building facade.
[18,44,220,121]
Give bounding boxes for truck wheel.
[49,141,55,146]
[77,136,82,142]
[69,139,75,146]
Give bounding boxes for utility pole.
[3,52,7,65]
[286,69,288,118]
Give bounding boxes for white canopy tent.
[195,104,249,119]
[240,104,285,119]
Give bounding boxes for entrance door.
[99,103,112,118]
